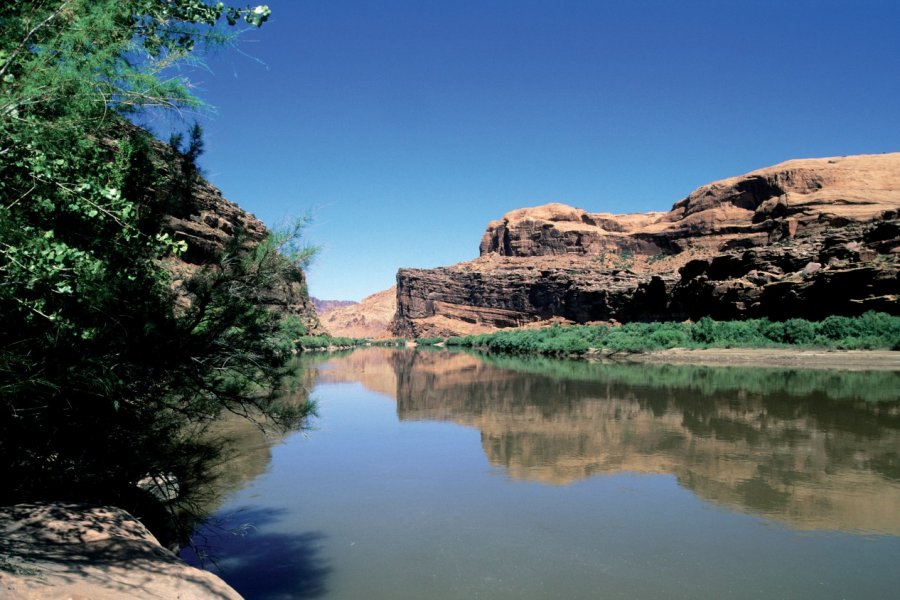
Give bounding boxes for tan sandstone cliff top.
[482,152,900,256]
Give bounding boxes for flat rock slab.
[0,503,241,600]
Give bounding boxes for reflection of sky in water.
[186,349,900,600]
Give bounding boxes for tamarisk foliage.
[0,1,311,535]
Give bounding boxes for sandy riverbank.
[618,348,900,371]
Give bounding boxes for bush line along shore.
[296,312,900,358]
[442,312,900,356]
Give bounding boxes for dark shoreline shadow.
[181,507,331,600]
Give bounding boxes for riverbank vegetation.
[291,335,412,351]
[372,338,409,347]
[445,312,900,356]
[295,335,373,350]
[0,1,315,544]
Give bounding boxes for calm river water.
[183,348,900,599]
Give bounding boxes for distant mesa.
[311,297,359,315]
[391,153,900,337]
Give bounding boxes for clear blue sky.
[162,0,900,301]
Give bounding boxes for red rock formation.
[104,124,323,334]
[393,258,673,338]
[394,153,900,337]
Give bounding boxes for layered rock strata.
[394,259,673,338]
[393,153,900,337]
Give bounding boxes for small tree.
[0,0,311,541]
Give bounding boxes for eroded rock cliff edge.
[393,153,900,337]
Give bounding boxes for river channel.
[182,348,900,599]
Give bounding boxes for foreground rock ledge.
[0,503,241,600]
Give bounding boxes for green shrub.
[648,326,691,348]
[779,318,817,345]
[372,338,408,347]
[690,317,717,345]
[539,332,590,354]
[295,335,366,350]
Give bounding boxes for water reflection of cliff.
[321,348,900,534]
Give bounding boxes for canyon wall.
[393,153,900,337]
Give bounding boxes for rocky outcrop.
[0,503,243,600]
[394,154,900,337]
[321,287,397,338]
[480,154,900,259]
[152,140,323,335]
[669,219,900,320]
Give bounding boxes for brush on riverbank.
[443,312,900,362]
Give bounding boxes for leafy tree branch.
[0,0,315,544]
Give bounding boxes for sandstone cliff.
[394,153,900,337]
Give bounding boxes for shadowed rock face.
[155,143,323,335]
[394,154,900,337]
[393,261,673,338]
